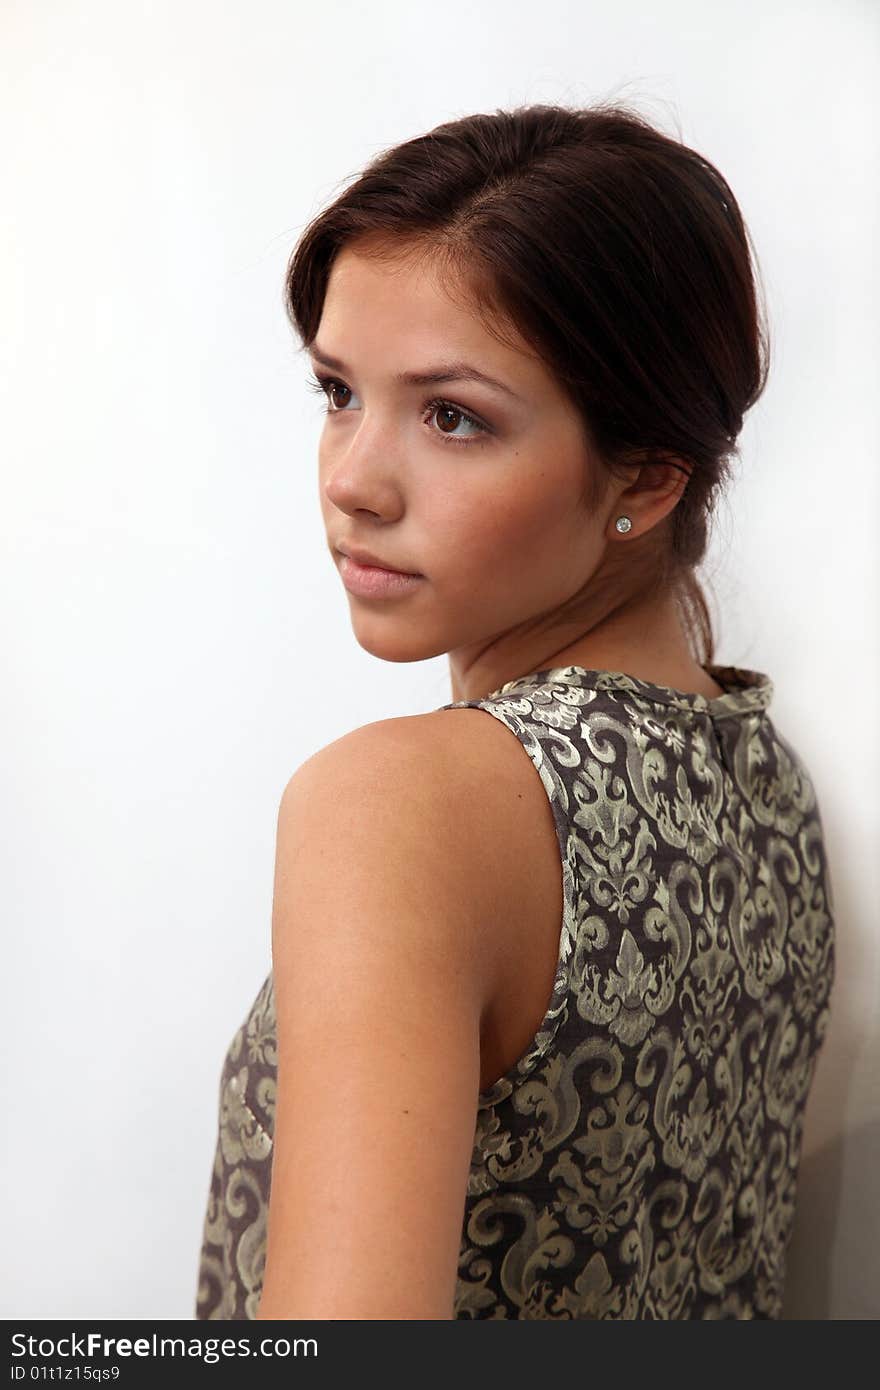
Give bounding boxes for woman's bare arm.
[255,717,502,1320]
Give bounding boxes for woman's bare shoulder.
[289,705,559,893]
[280,706,564,1095]
[288,706,552,863]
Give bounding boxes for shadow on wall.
[781,796,880,1320]
[781,821,879,1322]
[783,1116,880,1319]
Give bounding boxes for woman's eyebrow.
[308,343,523,402]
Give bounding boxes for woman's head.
[285,101,769,672]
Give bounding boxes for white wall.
[1,0,876,1320]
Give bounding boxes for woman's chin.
[348,619,445,666]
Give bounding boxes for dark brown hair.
[284,101,770,665]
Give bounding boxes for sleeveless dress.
[194,662,835,1320]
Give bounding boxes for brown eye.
[434,405,462,434]
[423,397,491,446]
[307,371,490,447]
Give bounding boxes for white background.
[1,0,877,1319]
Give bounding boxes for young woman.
[195,101,835,1320]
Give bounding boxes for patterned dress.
[195,663,835,1319]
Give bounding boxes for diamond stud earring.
[615,516,633,534]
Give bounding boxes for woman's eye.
[325,382,352,411]
[424,401,488,445]
[306,375,353,411]
[306,374,490,447]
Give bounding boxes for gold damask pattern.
[195,663,834,1320]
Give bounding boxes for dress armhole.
[438,693,580,1106]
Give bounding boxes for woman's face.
[311,244,626,689]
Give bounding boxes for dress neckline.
[488,662,773,718]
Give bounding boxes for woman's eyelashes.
[305,373,492,447]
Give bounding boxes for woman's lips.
[338,544,419,574]
[338,554,424,599]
